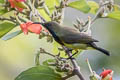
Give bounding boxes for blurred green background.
[0,0,120,80]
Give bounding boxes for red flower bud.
[16,0,25,2]
[100,69,113,80]
[20,22,42,35]
[8,0,27,12]
[20,23,28,35]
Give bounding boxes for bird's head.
[33,21,61,33]
[34,21,59,28]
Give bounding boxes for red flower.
[20,22,43,35]
[8,0,26,12]
[100,69,113,80]
[16,0,25,1]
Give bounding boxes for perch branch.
[62,72,75,80]
[63,46,85,80]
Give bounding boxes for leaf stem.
[35,52,40,66]
[86,59,93,75]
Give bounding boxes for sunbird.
[34,21,110,56]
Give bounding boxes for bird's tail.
[89,43,110,56]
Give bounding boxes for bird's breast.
[63,43,93,50]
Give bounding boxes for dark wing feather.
[58,27,98,44]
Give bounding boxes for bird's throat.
[44,25,64,45]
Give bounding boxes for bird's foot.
[67,50,78,60]
[67,56,75,60]
[68,48,73,52]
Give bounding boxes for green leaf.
[87,1,99,14]
[45,0,60,14]
[38,8,51,21]
[107,11,120,20]
[68,0,90,13]
[113,4,120,11]
[53,41,67,58]
[15,65,62,80]
[0,0,4,3]
[0,9,8,15]
[2,30,22,41]
[43,59,56,66]
[0,7,13,16]
[0,6,9,15]
[0,22,15,38]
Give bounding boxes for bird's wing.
[59,27,98,44]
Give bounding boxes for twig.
[91,6,104,24]
[62,73,75,80]
[25,0,32,11]
[39,48,56,57]
[36,9,47,22]
[39,48,68,60]
[79,0,111,33]
[83,6,104,28]
[63,46,85,80]
[51,0,69,24]
[0,17,16,23]
[86,0,113,25]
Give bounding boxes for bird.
[33,21,110,56]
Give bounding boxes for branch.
[62,72,75,80]
[83,5,105,30]
[39,48,56,57]
[0,16,16,23]
[51,0,69,24]
[86,0,113,26]
[63,46,85,80]
[73,0,111,34]
[39,48,69,61]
